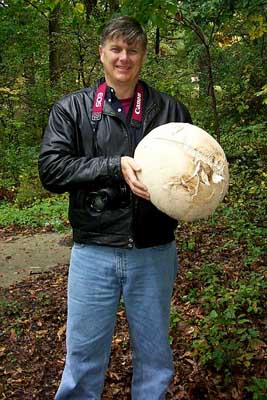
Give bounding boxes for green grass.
[0,196,69,231]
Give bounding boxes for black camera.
[86,184,130,213]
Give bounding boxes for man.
[39,16,192,400]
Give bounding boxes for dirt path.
[0,232,72,287]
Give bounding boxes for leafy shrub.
[246,378,267,400]
[0,196,69,231]
[192,268,266,373]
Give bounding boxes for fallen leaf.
[10,329,17,341]
[0,347,6,357]
[57,324,66,341]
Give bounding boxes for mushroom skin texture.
[134,123,229,221]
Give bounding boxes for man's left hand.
[121,156,150,201]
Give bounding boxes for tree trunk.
[76,27,86,87]
[184,19,221,142]
[197,45,220,142]
[155,27,160,55]
[204,45,220,142]
[109,0,119,13]
[84,0,97,22]
[49,4,61,86]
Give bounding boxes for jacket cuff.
[108,156,123,180]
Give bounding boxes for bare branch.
[24,0,48,19]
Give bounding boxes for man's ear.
[99,45,103,62]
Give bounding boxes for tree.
[49,3,61,85]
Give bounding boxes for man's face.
[99,36,146,89]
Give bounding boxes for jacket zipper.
[103,102,161,247]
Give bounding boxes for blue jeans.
[55,241,178,400]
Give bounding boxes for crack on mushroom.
[151,137,226,178]
[168,159,223,199]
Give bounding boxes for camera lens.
[89,191,108,212]
[86,185,130,212]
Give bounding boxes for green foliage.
[0,144,48,208]
[181,237,196,252]
[211,122,267,263]
[15,173,45,208]
[190,265,266,372]
[169,306,181,344]
[0,298,22,319]
[36,292,52,306]
[246,378,267,400]
[256,84,267,104]
[120,0,177,26]
[0,197,68,231]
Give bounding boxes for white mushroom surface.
[134,123,229,221]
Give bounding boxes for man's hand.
[121,156,150,201]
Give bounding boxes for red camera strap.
[92,82,144,122]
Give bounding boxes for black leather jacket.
[38,79,192,248]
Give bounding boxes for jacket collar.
[98,78,161,122]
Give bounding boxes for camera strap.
[91,81,144,126]
[92,82,107,123]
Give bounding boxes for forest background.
[0,0,266,399]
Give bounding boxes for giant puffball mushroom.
[134,123,229,221]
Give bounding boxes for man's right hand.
[121,156,150,201]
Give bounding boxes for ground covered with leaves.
[0,220,266,400]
